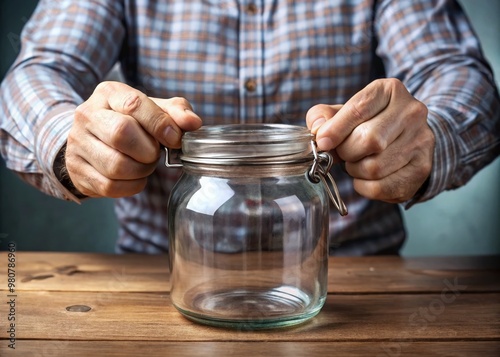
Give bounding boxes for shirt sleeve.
[0,0,125,201]
[374,0,500,206]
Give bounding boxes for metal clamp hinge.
[308,141,348,216]
[164,147,183,168]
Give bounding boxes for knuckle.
[371,136,387,154]
[67,129,81,147]
[170,96,191,108]
[385,77,403,89]
[146,144,161,163]
[372,184,386,200]
[370,182,384,199]
[106,151,128,179]
[420,162,432,181]
[347,100,367,122]
[355,179,382,200]
[409,100,428,120]
[99,178,117,197]
[86,173,105,196]
[121,92,143,115]
[376,77,403,94]
[74,102,91,121]
[109,118,134,146]
[358,126,387,154]
[103,178,146,198]
[422,143,434,169]
[95,81,115,94]
[363,159,383,178]
[379,78,405,99]
[411,131,435,177]
[413,150,433,181]
[64,156,79,178]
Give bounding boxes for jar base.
[173,285,325,330]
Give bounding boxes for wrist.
[53,144,88,199]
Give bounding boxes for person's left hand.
[306,78,435,203]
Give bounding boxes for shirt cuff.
[34,105,83,203]
[404,109,460,209]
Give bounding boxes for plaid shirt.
[1,0,499,255]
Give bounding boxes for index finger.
[316,79,391,151]
[97,82,182,148]
[150,97,202,132]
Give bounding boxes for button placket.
[239,1,264,121]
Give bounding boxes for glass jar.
[165,124,347,329]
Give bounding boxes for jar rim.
[181,124,314,163]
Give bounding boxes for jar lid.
[165,124,348,216]
[180,124,314,164]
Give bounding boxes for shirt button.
[246,3,258,15]
[244,79,257,92]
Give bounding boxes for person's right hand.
[65,81,202,198]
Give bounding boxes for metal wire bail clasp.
[308,141,348,216]
[164,147,183,168]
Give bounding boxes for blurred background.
[1,0,499,255]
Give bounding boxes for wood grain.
[0,252,170,292]
[1,341,499,357]
[0,291,498,341]
[0,253,499,356]
[329,255,500,293]
[0,252,498,293]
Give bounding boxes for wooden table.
[0,252,499,356]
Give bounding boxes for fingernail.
[317,137,334,151]
[163,125,180,146]
[311,117,326,133]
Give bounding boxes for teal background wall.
[1,0,499,255]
